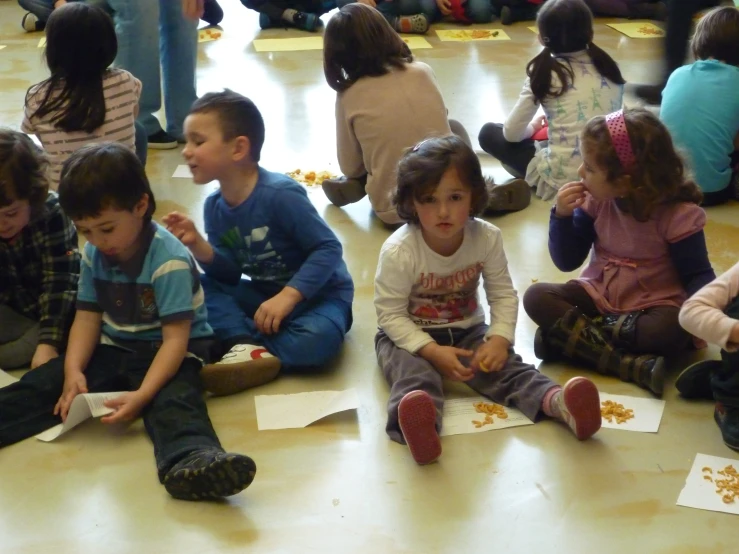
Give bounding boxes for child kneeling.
[0,143,255,501]
[165,90,354,397]
[374,136,601,465]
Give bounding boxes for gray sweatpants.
[375,323,557,444]
[0,305,39,369]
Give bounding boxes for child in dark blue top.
[165,90,354,397]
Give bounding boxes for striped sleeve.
[151,256,197,323]
[76,243,102,312]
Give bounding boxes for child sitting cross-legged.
[374,135,602,465]
[0,142,256,501]
[164,90,354,396]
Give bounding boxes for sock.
[541,386,563,418]
[282,8,297,23]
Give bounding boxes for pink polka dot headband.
[605,110,636,171]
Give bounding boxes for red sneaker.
[398,391,441,465]
[559,377,602,440]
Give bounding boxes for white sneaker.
[21,13,40,32]
[201,344,281,396]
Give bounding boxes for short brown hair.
[0,129,49,210]
[582,108,702,221]
[394,135,488,224]
[692,6,739,67]
[323,3,413,93]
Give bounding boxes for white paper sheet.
[0,46,7,51]
[35,392,126,442]
[172,165,193,179]
[677,453,739,515]
[38,37,46,48]
[599,392,665,433]
[439,396,534,437]
[0,369,18,388]
[254,389,360,430]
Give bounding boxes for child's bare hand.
[419,343,475,382]
[31,344,59,369]
[101,391,149,424]
[531,115,547,134]
[162,212,202,247]
[54,372,88,422]
[255,287,302,335]
[436,0,452,14]
[471,336,510,373]
[555,182,586,217]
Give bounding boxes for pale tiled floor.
[1,1,739,552]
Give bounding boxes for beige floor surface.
[1,0,739,552]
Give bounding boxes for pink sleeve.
[679,261,739,350]
[662,202,706,243]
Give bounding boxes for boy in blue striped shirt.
[0,143,255,501]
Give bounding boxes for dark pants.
[0,344,222,481]
[712,296,739,408]
[523,281,692,356]
[492,1,539,21]
[662,0,720,82]
[700,151,739,207]
[478,122,536,179]
[376,324,556,444]
[242,0,333,20]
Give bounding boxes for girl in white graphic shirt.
[374,135,602,465]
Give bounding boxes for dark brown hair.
[527,0,625,102]
[26,3,117,133]
[691,6,739,67]
[582,108,703,221]
[59,142,156,222]
[323,3,413,93]
[189,89,265,162]
[0,129,49,210]
[393,135,488,224]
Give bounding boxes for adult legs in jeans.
[17,0,54,22]
[478,122,536,179]
[134,121,148,166]
[107,0,197,139]
[0,305,39,369]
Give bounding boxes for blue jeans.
[0,344,222,481]
[106,0,197,138]
[18,0,82,22]
[337,0,436,24]
[201,275,352,370]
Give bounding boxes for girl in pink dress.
[523,108,716,396]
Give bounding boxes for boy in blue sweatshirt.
[164,90,354,396]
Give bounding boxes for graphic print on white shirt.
[409,262,483,326]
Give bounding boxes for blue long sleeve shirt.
[201,168,354,304]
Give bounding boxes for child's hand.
[555,181,586,217]
[531,115,547,134]
[54,372,88,422]
[181,0,205,20]
[436,0,452,14]
[419,343,475,382]
[471,336,510,373]
[357,0,377,7]
[255,287,303,335]
[101,391,149,424]
[162,212,213,263]
[31,344,59,369]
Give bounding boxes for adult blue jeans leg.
[134,120,148,166]
[107,0,164,136]
[463,0,493,23]
[18,0,54,21]
[159,0,197,139]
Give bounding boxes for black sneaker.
[163,449,257,500]
[714,403,739,451]
[292,11,319,32]
[202,0,224,26]
[22,12,44,32]
[147,130,178,150]
[675,359,719,400]
[632,83,664,105]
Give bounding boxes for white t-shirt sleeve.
[503,78,539,142]
[480,225,518,343]
[374,242,435,354]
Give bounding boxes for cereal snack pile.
[472,401,508,428]
[601,400,635,424]
[702,465,739,504]
[286,169,335,186]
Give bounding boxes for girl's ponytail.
[586,42,626,87]
[526,47,574,102]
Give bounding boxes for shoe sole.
[398,391,441,465]
[321,179,366,207]
[562,377,601,440]
[487,179,531,213]
[148,142,178,150]
[201,357,281,396]
[714,409,739,451]
[646,356,665,397]
[164,454,257,501]
[675,359,719,400]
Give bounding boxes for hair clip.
[605,110,636,171]
[412,138,431,152]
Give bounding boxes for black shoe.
[147,130,178,150]
[500,6,513,25]
[632,83,665,105]
[714,403,739,451]
[202,0,224,26]
[292,12,319,32]
[675,359,719,400]
[163,449,257,500]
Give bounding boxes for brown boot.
[321,176,367,207]
[535,309,665,396]
[592,311,642,349]
[485,176,531,213]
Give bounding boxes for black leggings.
[478,122,536,179]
